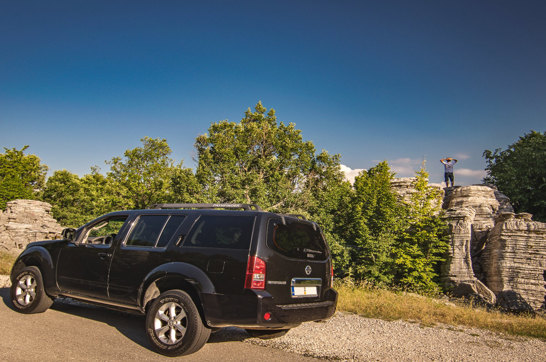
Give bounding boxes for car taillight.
[245,256,266,289]
[330,264,334,286]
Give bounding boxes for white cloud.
[457,168,487,178]
[454,153,471,160]
[340,164,365,184]
[388,158,423,177]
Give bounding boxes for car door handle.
[98,252,112,260]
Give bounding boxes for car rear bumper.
[201,288,338,328]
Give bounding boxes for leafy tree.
[107,137,187,209]
[42,169,126,227]
[194,102,351,271]
[345,161,405,284]
[306,151,353,275]
[195,101,336,212]
[0,146,48,209]
[391,166,449,292]
[41,170,82,226]
[483,131,546,221]
[168,167,201,204]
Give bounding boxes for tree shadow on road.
[1,287,250,350]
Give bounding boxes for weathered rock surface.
[0,200,63,254]
[391,177,419,204]
[481,212,546,311]
[440,185,545,311]
[442,207,496,305]
[391,177,443,205]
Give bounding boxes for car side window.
[125,215,185,248]
[183,215,254,249]
[83,216,128,246]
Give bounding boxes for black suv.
[10,204,337,356]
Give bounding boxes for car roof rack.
[282,214,307,220]
[150,203,262,211]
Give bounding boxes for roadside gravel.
[246,312,546,361]
[2,274,544,361]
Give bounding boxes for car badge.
[305,265,312,275]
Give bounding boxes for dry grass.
[336,281,546,340]
[0,250,16,275]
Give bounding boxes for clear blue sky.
[1,0,545,186]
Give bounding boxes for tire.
[10,266,54,314]
[145,289,211,356]
[245,328,290,339]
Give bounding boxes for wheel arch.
[139,262,215,323]
[11,247,56,293]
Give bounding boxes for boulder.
[0,200,63,255]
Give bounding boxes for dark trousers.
[444,172,454,186]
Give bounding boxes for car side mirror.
[61,228,76,241]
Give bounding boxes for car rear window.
[183,215,254,249]
[267,218,327,260]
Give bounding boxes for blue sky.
[1,1,545,186]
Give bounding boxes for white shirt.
[441,160,457,173]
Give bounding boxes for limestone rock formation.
[481,212,546,311]
[0,200,63,254]
[390,177,419,204]
[392,178,544,311]
[441,185,545,311]
[442,207,496,305]
[391,177,444,206]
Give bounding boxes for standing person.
[440,157,458,188]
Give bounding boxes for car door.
[107,214,187,305]
[56,214,130,300]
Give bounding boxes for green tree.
[42,168,126,227]
[0,146,48,209]
[391,166,449,292]
[168,167,201,204]
[107,137,188,209]
[306,151,353,275]
[195,101,336,212]
[345,161,405,284]
[483,130,546,221]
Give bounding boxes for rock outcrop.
[441,185,545,311]
[392,179,545,311]
[0,200,63,254]
[481,212,546,311]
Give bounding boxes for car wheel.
[10,266,54,314]
[245,328,290,339]
[145,289,211,356]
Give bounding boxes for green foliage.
[107,137,186,209]
[391,166,449,292]
[0,146,48,209]
[345,162,405,284]
[338,162,449,292]
[195,101,319,211]
[305,151,353,274]
[195,101,351,273]
[42,169,126,227]
[483,130,546,221]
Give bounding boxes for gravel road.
[2,275,545,361]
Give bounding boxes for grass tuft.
[335,280,546,340]
[0,250,16,275]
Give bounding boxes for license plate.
[291,286,318,297]
[291,278,321,298]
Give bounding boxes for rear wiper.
[303,248,322,254]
